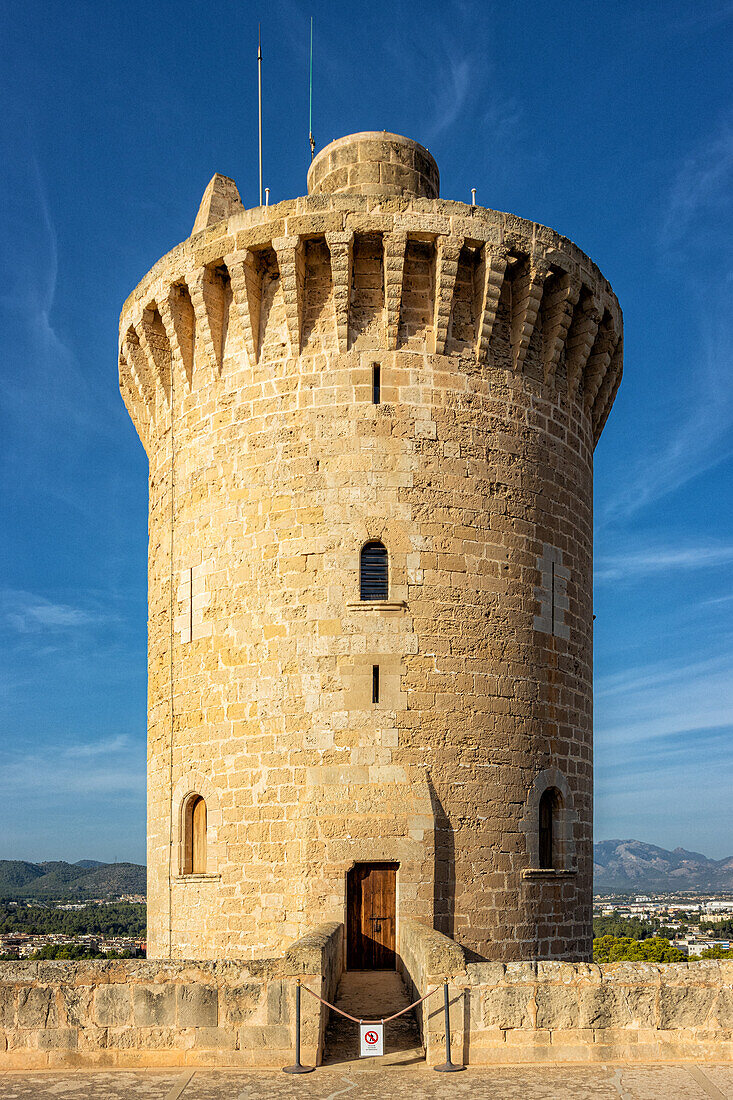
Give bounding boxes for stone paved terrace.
[0,1065,731,1098]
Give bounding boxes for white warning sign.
[359,1023,384,1057]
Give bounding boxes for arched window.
[538,788,559,870]
[360,541,388,601]
[183,795,207,874]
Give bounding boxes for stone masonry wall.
[120,133,623,963]
[400,919,733,1065]
[0,923,342,1070]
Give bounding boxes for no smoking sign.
[359,1023,384,1057]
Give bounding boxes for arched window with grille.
[360,541,388,600]
[538,788,560,870]
[183,794,207,875]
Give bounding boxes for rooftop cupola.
[306,131,439,199]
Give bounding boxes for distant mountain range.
[0,842,730,900]
[594,840,733,894]
[0,860,145,900]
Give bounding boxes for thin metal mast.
[309,17,315,161]
[258,24,263,205]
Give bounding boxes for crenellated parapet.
[120,175,622,457]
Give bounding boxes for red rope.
[300,981,441,1024]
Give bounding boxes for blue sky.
[1,0,731,863]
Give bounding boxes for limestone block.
[77,1026,109,1051]
[36,1028,78,1051]
[93,985,132,1028]
[658,985,717,1030]
[107,1025,192,1051]
[0,988,15,1027]
[220,983,262,1025]
[177,984,218,1027]
[535,985,578,1030]
[132,985,177,1027]
[6,1028,36,1051]
[59,985,93,1028]
[193,1026,237,1049]
[238,1024,291,1050]
[578,985,655,1029]
[17,986,58,1030]
[482,986,532,1029]
[715,985,733,1027]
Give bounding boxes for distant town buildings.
[594,893,733,956]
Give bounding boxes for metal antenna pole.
[305,15,314,159]
[258,23,263,206]
[309,16,315,161]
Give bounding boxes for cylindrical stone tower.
[119,132,622,963]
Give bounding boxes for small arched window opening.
[538,788,560,870]
[360,542,388,601]
[183,795,207,875]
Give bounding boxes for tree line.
[0,902,145,938]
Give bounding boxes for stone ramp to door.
[322,970,424,1068]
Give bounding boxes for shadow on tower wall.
[426,773,454,938]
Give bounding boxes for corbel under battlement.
[119,195,622,455]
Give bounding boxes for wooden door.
[347,863,397,969]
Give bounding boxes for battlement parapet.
[119,193,622,456]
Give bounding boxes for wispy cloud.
[595,542,733,582]
[424,44,521,148]
[4,748,144,797]
[595,652,733,745]
[661,118,733,254]
[1,589,100,634]
[0,135,116,490]
[602,116,733,522]
[701,593,733,606]
[65,735,130,758]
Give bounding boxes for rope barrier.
[300,980,441,1025]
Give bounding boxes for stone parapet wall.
[0,923,342,1070]
[400,919,733,1065]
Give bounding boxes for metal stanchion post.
[434,980,465,1072]
[283,978,315,1073]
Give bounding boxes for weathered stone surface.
[535,986,578,1030]
[193,1026,237,1050]
[220,984,262,1025]
[93,985,132,1028]
[177,984,218,1028]
[17,987,58,1030]
[192,174,244,234]
[266,981,289,1026]
[715,985,733,1027]
[658,985,717,1029]
[36,1028,78,1051]
[59,985,94,1028]
[483,987,532,1030]
[238,1024,291,1050]
[0,986,16,1027]
[132,984,177,1027]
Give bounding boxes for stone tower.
[119,132,622,963]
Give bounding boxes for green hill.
[0,861,46,892]
[0,861,145,899]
